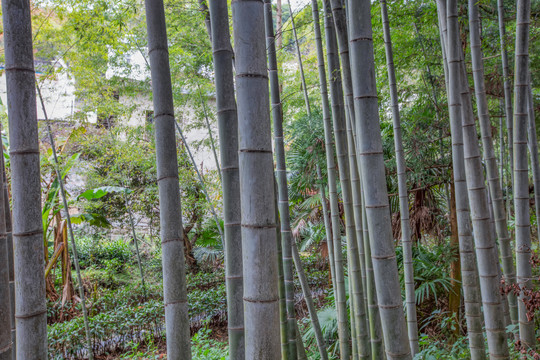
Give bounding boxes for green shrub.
[75,237,133,270]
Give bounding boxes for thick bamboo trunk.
[144,1,191,358]
[322,1,351,357]
[2,0,47,357]
[513,0,535,347]
[446,0,508,357]
[264,1,297,357]
[207,0,244,357]
[231,1,281,357]
[468,0,518,325]
[436,3,486,357]
[348,1,411,358]
[379,0,419,354]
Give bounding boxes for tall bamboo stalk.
[497,0,514,190]
[379,0,418,353]
[348,0,411,358]
[207,0,244,356]
[322,1,350,357]
[264,1,297,357]
[144,1,191,357]
[124,191,147,300]
[275,180,289,360]
[527,77,540,242]
[2,0,47,356]
[231,1,281,357]
[447,0,508,356]
[37,87,94,359]
[1,143,15,360]
[436,3,487,357]
[468,0,518,325]
[287,0,310,116]
[513,0,535,347]
[0,148,11,360]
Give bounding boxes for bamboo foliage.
[2,0,47,357]
[379,0,419,354]
[467,0,518,325]
[207,0,244,357]
[348,0,411,358]
[231,0,281,357]
[513,0,535,347]
[144,0,191,358]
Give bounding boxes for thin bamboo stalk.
[0,138,11,360]
[379,0,418,354]
[124,191,147,300]
[527,76,540,243]
[513,0,535,347]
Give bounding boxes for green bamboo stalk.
[513,0,535,346]
[196,83,222,182]
[527,75,540,243]
[379,0,419,353]
[275,179,289,360]
[124,191,147,301]
[0,136,11,360]
[37,86,94,360]
[322,1,350,357]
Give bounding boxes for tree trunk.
[264,1,297,357]
[144,1,191,358]
[231,1,281,357]
[348,1,411,358]
[448,177,461,338]
[2,0,47,357]
[446,0,508,356]
[468,0,518,325]
[379,0,419,354]
[207,0,244,357]
[322,1,351,357]
[513,0,535,347]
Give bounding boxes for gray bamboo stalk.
[324,1,370,357]
[2,0,47,356]
[1,142,15,360]
[513,0,535,346]
[287,0,310,116]
[275,180,289,360]
[500,100,505,200]
[196,83,222,182]
[144,1,191,357]
[197,0,212,43]
[436,3,486,356]
[322,1,351,357]
[360,181,384,359]
[379,0,419,353]
[317,167,337,289]
[0,148,11,360]
[174,122,224,244]
[497,0,514,190]
[263,1,297,357]
[527,78,540,243]
[328,0,354,123]
[468,0,518,325]
[446,0,508,356]
[292,242,328,360]
[37,87,94,360]
[231,1,281,357]
[124,191,147,300]
[348,0,411,358]
[207,0,244,356]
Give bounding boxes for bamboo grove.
[0,0,539,359]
